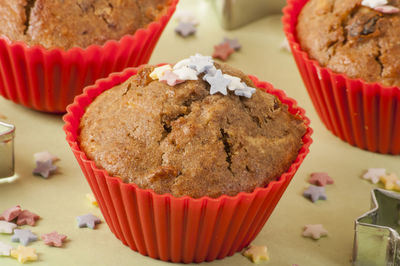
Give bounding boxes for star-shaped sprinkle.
[309,172,334,186]
[302,224,328,240]
[188,54,214,74]
[11,229,38,246]
[173,58,191,70]
[363,168,386,184]
[173,66,198,81]
[149,64,172,80]
[0,221,17,234]
[361,0,387,8]
[234,82,256,98]
[0,205,22,222]
[76,214,101,229]
[86,193,98,207]
[32,159,57,178]
[16,210,40,226]
[223,74,245,91]
[42,231,67,247]
[10,246,38,263]
[374,5,400,13]
[203,69,231,95]
[33,151,59,163]
[220,37,241,51]
[213,42,235,61]
[174,10,199,25]
[242,245,270,263]
[175,22,196,37]
[303,185,327,202]
[0,241,13,256]
[280,37,291,52]
[380,173,400,190]
[159,70,184,86]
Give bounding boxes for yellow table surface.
[0,1,399,265]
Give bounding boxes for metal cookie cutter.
[0,121,17,183]
[353,189,400,266]
[212,0,287,30]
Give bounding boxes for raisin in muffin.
[297,0,400,87]
[0,0,169,49]
[78,61,307,198]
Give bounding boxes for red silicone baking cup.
[63,67,312,263]
[0,0,178,113]
[283,0,400,154]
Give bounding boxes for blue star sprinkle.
[303,185,327,203]
[175,22,196,37]
[76,214,101,229]
[203,69,231,95]
[11,229,38,246]
[234,82,256,98]
[32,159,57,178]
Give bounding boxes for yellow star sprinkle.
[243,245,269,263]
[86,193,98,207]
[10,246,38,264]
[149,65,172,80]
[380,173,400,191]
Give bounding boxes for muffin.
[283,0,400,154]
[64,55,312,262]
[78,58,307,198]
[1,0,169,49]
[297,0,400,87]
[0,0,178,112]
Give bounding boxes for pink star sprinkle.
[159,70,184,86]
[16,210,40,226]
[374,5,399,13]
[41,231,67,247]
[0,205,22,222]
[309,172,334,186]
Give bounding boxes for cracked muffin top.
[78,61,307,198]
[297,0,400,87]
[0,0,169,49]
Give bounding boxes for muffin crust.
[79,63,307,198]
[297,0,400,86]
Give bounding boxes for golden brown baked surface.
[79,63,307,198]
[0,0,168,49]
[297,0,400,87]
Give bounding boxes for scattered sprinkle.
[0,221,17,234]
[374,5,400,13]
[361,0,387,8]
[303,185,327,202]
[220,37,241,51]
[234,82,256,98]
[11,229,38,246]
[32,159,57,178]
[76,214,101,229]
[302,224,328,240]
[363,168,386,184]
[10,246,38,264]
[149,65,172,80]
[0,205,22,222]
[380,173,400,191]
[0,241,13,256]
[160,70,184,86]
[41,231,67,247]
[33,151,59,163]
[309,172,334,187]
[203,69,231,95]
[86,193,98,207]
[16,210,40,226]
[174,10,199,25]
[280,37,291,52]
[212,42,235,61]
[175,22,197,37]
[224,74,245,92]
[242,245,270,263]
[173,66,198,81]
[188,54,214,74]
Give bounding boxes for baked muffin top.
[79,56,307,198]
[0,0,168,49]
[297,0,400,87]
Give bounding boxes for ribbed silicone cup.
[63,67,313,263]
[0,0,178,113]
[283,0,400,154]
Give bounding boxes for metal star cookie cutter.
[0,121,17,182]
[353,188,400,266]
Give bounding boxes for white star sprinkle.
[188,54,214,74]
[0,241,13,256]
[173,67,198,81]
[361,0,387,8]
[363,168,386,184]
[234,82,256,98]
[150,65,172,80]
[0,221,17,234]
[223,74,246,91]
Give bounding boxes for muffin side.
[79,63,307,198]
